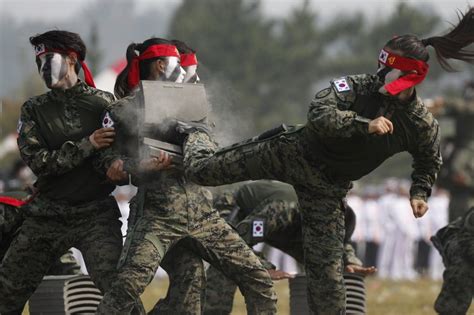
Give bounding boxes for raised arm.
[307,75,380,138]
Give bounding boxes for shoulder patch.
[333,77,351,92]
[315,88,331,99]
[102,112,115,128]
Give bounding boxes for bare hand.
[368,116,394,135]
[345,264,377,275]
[410,198,429,218]
[106,159,128,182]
[89,127,115,149]
[267,269,295,281]
[139,151,173,172]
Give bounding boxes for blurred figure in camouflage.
[0,190,81,276]
[0,30,124,315]
[204,180,376,315]
[431,207,474,315]
[0,160,81,276]
[181,10,474,313]
[95,38,276,315]
[437,80,474,221]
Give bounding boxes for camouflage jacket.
[214,181,362,267]
[431,207,474,265]
[17,81,116,204]
[306,74,442,201]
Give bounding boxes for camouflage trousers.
[0,195,123,313]
[448,191,474,222]
[184,129,351,315]
[434,234,474,314]
[1,203,82,276]
[96,176,277,315]
[205,199,301,314]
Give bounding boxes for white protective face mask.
[377,65,403,95]
[37,52,68,88]
[183,65,200,83]
[164,56,186,83]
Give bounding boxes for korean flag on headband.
[379,49,389,63]
[102,112,115,128]
[333,77,351,92]
[252,220,264,237]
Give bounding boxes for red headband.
[127,44,180,89]
[378,49,429,95]
[180,53,198,67]
[0,195,28,207]
[33,43,96,88]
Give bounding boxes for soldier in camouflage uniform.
[431,207,474,314]
[0,190,81,275]
[179,16,474,310]
[0,30,125,314]
[204,180,376,315]
[437,82,474,222]
[95,38,276,315]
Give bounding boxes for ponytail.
[114,43,139,99]
[421,7,474,71]
[114,37,171,99]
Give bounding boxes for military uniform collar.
[382,90,420,112]
[49,80,89,99]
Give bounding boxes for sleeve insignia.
[102,112,115,128]
[333,77,351,92]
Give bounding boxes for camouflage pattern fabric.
[145,239,206,315]
[95,91,277,315]
[0,196,123,313]
[96,179,276,315]
[183,74,441,314]
[16,81,116,205]
[0,81,124,314]
[204,181,362,314]
[447,142,474,221]
[432,208,474,315]
[1,193,82,276]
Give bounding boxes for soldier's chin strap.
[378,48,429,95]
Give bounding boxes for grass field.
[23,276,473,314]
[140,276,474,315]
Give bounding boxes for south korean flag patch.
[333,77,351,92]
[379,49,389,63]
[102,112,115,128]
[252,220,264,237]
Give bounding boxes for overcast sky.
[1,0,472,22]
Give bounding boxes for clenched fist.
[89,127,115,149]
[410,198,429,218]
[368,117,394,135]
